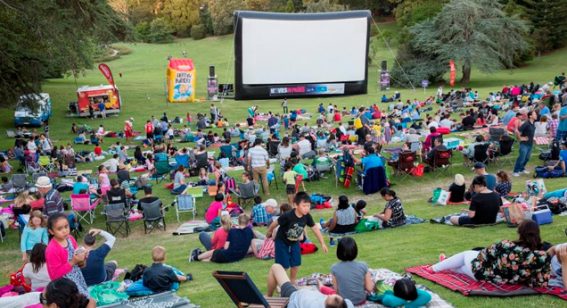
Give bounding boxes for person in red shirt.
[123,120,133,142]
[94,145,102,157]
[144,120,154,143]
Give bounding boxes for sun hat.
[518,107,528,115]
[35,176,52,189]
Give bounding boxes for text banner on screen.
[269,83,345,97]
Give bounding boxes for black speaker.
[381,61,387,71]
[209,66,215,77]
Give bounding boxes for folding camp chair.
[230,181,259,208]
[12,174,28,192]
[295,175,305,193]
[152,159,171,183]
[431,149,452,174]
[174,194,196,222]
[267,140,280,158]
[334,159,344,188]
[104,203,130,237]
[267,167,278,191]
[140,199,166,233]
[71,194,101,225]
[472,143,490,165]
[361,167,387,195]
[391,151,416,179]
[497,137,515,167]
[213,271,288,308]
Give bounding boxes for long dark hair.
[45,278,90,308]
[337,195,349,210]
[30,243,47,273]
[516,219,542,250]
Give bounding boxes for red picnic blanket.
[406,265,567,300]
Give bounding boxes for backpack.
[125,264,147,282]
[224,176,236,192]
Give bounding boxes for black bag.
[125,264,147,282]
[545,198,567,214]
[0,220,5,238]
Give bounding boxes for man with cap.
[513,110,537,176]
[36,176,64,216]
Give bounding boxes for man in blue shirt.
[538,101,551,118]
[72,175,90,194]
[356,147,383,174]
[81,228,118,286]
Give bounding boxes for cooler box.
[443,137,463,150]
[532,206,553,225]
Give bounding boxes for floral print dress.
[65,239,90,297]
[471,240,550,287]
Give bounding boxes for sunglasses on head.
[39,292,50,305]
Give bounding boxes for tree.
[208,0,246,35]
[391,0,447,27]
[304,0,346,12]
[0,0,130,105]
[409,0,529,83]
[161,0,200,37]
[521,0,567,54]
[246,0,271,11]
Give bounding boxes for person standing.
[513,110,536,176]
[210,104,218,123]
[557,103,567,141]
[98,99,106,119]
[248,139,270,196]
[281,98,288,114]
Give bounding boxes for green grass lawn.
[1,31,567,307]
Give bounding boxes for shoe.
[189,249,201,262]
[329,238,336,247]
[158,222,164,228]
[523,170,530,174]
[319,218,325,226]
[513,172,520,177]
[439,253,446,262]
[185,273,193,281]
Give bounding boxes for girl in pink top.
[211,215,232,250]
[45,213,89,297]
[205,193,225,224]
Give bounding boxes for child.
[198,214,232,251]
[282,164,298,204]
[266,192,328,284]
[204,193,225,227]
[197,167,209,186]
[321,196,357,244]
[22,243,50,291]
[98,165,111,194]
[0,176,13,192]
[191,214,254,263]
[353,200,367,222]
[251,203,292,260]
[20,210,48,261]
[328,237,373,305]
[143,246,188,293]
[252,196,270,226]
[374,188,406,228]
[45,213,89,297]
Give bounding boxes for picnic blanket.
[172,220,209,235]
[297,268,453,308]
[100,291,198,308]
[406,265,567,300]
[324,215,425,236]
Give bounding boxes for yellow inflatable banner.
[166,58,196,103]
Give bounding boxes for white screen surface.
[241,17,367,85]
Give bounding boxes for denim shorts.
[274,239,301,269]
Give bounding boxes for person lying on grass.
[430,219,550,287]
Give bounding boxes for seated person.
[106,179,131,205]
[328,237,373,305]
[352,146,383,184]
[547,141,567,175]
[116,163,131,185]
[462,135,486,161]
[22,243,50,291]
[449,176,502,226]
[431,220,550,287]
[494,170,512,197]
[252,196,270,226]
[204,193,225,226]
[426,137,447,166]
[197,214,232,252]
[143,246,188,293]
[375,188,406,228]
[80,228,117,286]
[72,176,90,195]
[448,174,466,203]
[191,214,254,263]
[321,195,357,234]
[138,186,162,211]
[422,127,440,152]
[267,263,354,308]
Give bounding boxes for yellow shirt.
[283,170,297,185]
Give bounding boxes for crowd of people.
[1,74,567,307]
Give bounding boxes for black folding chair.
[213,271,288,308]
[140,199,166,234]
[105,203,130,237]
[230,181,259,209]
[472,143,490,165]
